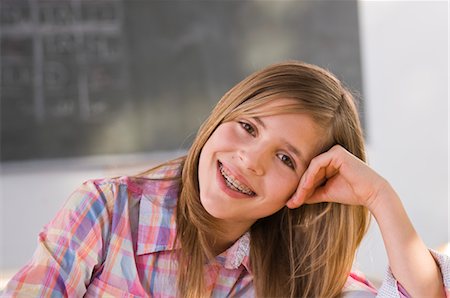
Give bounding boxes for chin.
[200,195,226,219]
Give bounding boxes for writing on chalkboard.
[1,0,128,124]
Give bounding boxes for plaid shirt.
[3,161,449,297]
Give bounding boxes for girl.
[3,61,448,297]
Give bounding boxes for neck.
[209,219,254,255]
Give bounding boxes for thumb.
[303,185,332,205]
[286,178,310,208]
[286,173,326,208]
[286,185,328,208]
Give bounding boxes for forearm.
[369,182,445,298]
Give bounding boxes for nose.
[236,144,266,176]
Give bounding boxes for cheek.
[207,125,233,146]
[267,173,300,202]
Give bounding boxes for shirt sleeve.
[341,270,378,298]
[1,180,114,297]
[377,249,450,298]
[343,249,450,298]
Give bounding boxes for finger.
[286,181,331,208]
[305,173,347,205]
[286,172,329,209]
[286,181,309,208]
[303,184,332,205]
[304,151,342,187]
[287,152,340,208]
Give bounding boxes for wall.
[356,1,448,281]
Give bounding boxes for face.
[198,98,327,234]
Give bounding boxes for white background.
[356,0,448,282]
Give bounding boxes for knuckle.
[308,157,320,170]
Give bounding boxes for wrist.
[365,179,399,217]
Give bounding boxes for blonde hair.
[176,61,369,297]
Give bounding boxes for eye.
[239,121,256,136]
[277,153,295,170]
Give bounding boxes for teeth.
[219,163,255,196]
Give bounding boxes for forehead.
[239,97,324,133]
[252,97,301,112]
[237,97,305,117]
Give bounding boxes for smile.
[218,162,256,196]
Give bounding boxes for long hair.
[176,61,369,297]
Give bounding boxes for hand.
[286,145,390,210]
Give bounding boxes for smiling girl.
[3,61,449,297]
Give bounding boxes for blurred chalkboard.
[0,0,363,161]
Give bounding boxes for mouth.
[218,161,256,196]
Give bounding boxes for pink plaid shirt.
[3,160,449,297]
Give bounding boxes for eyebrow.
[254,116,266,129]
[253,116,307,167]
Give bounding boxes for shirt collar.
[135,160,252,272]
[136,161,182,255]
[217,231,251,271]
